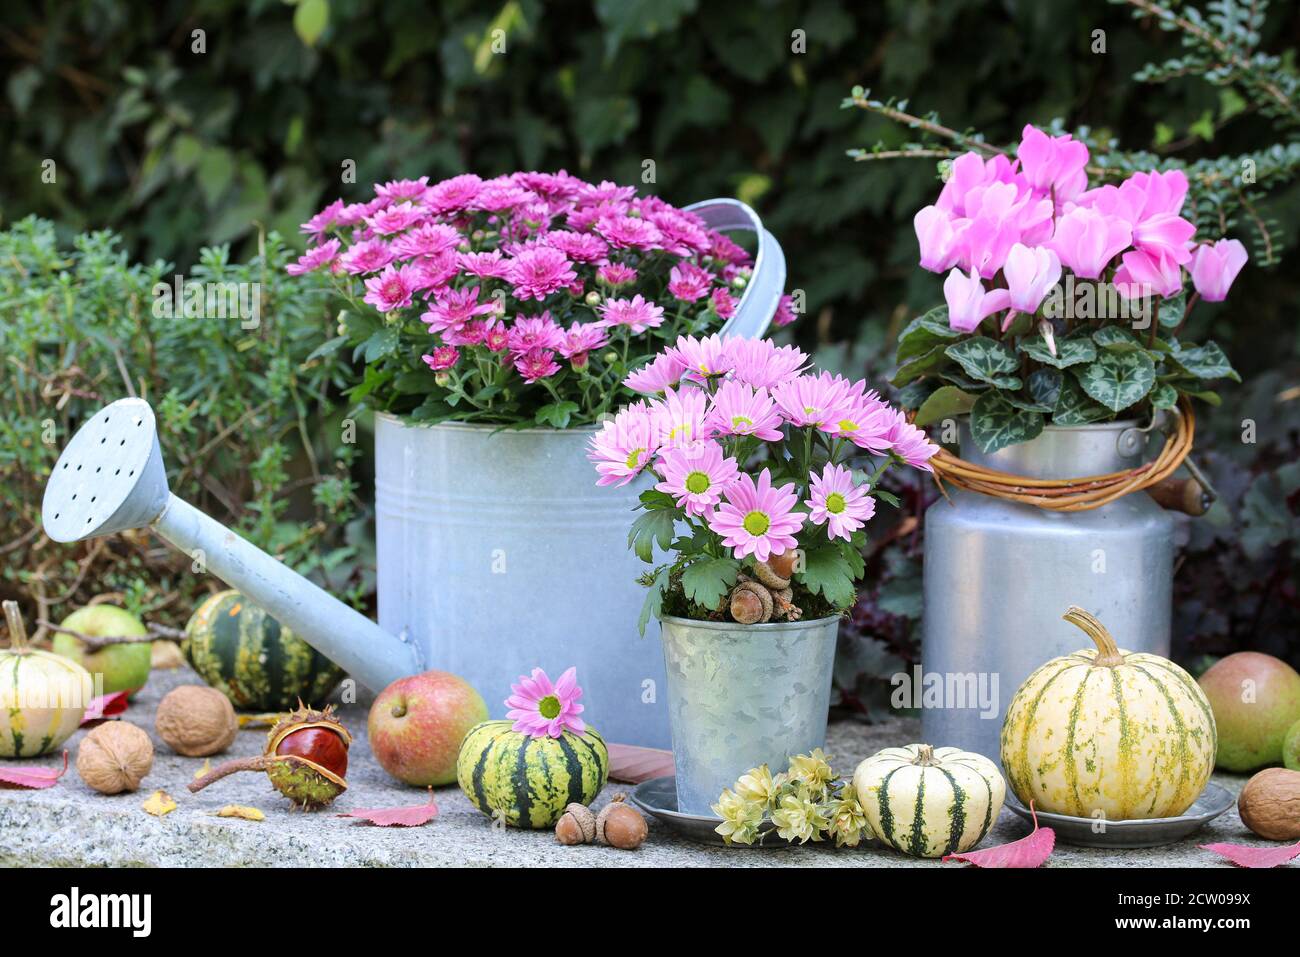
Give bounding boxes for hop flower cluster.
[713,750,869,847]
[589,334,938,563]
[914,124,1247,333]
[292,171,796,425]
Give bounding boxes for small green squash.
[853,743,1006,858]
[183,590,343,712]
[0,601,91,758]
[457,719,609,829]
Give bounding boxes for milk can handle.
[684,198,787,340]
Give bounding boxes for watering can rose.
[591,335,938,629]
[291,171,796,427]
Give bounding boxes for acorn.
[188,703,351,810]
[595,793,648,850]
[555,802,597,845]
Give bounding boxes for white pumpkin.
[1000,605,1216,820]
[0,601,91,757]
[853,743,1005,857]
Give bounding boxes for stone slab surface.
[0,666,1278,868]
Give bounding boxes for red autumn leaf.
[1200,840,1300,869]
[0,750,69,790]
[337,789,439,827]
[606,743,675,784]
[944,801,1056,868]
[79,690,131,728]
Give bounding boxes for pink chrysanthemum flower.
[806,464,875,542]
[457,250,510,279]
[558,322,609,361]
[421,346,460,372]
[338,238,395,275]
[886,413,941,472]
[545,230,609,263]
[300,200,345,241]
[508,246,577,301]
[513,347,561,384]
[707,469,803,563]
[596,262,637,287]
[709,232,751,265]
[654,441,740,517]
[771,372,854,428]
[507,314,565,356]
[362,264,418,313]
[772,293,798,327]
[707,380,784,441]
[728,338,809,390]
[442,319,491,348]
[649,387,710,449]
[425,173,483,215]
[597,213,663,250]
[822,392,894,453]
[286,239,340,276]
[375,176,430,202]
[505,667,585,738]
[711,287,737,319]
[421,286,495,334]
[579,180,638,205]
[650,209,712,256]
[391,223,461,259]
[669,333,734,382]
[624,352,687,395]
[484,321,509,352]
[472,181,534,211]
[406,250,459,292]
[588,403,658,487]
[365,201,426,235]
[667,262,713,302]
[599,294,664,334]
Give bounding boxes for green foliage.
[0,217,358,625]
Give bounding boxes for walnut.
[1238,767,1300,841]
[155,685,238,756]
[76,721,154,794]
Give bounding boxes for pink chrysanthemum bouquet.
[291,171,795,427]
[900,124,1244,453]
[591,334,939,630]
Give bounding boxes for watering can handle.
[685,198,787,340]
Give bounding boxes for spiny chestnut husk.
[188,703,352,810]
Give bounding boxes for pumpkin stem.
[187,755,271,793]
[912,744,940,767]
[2,601,30,654]
[1063,605,1124,666]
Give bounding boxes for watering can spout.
[40,397,424,693]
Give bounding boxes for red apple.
[368,671,488,786]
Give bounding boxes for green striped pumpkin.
[457,719,608,829]
[183,590,343,712]
[1000,606,1216,820]
[853,744,1006,858]
[1,601,91,758]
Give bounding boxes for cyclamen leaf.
[891,343,950,387]
[1168,341,1240,382]
[1018,335,1096,369]
[1026,368,1063,410]
[944,337,1019,388]
[606,744,676,784]
[969,392,1044,454]
[1199,840,1300,869]
[1074,351,1156,412]
[681,556,740,610]
[0,750,68,790]
[1150,382,1179,410]
[1091,326,1145,353]
[338,790,440,827]
[913,385,977,427]
[944,803,1055,868]
[895,307,961,363]
[895,378,940,411]
[1052,376,1112,426]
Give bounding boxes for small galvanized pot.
[659,614,839,816]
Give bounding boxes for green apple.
[54,605,152,698]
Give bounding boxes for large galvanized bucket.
[659,614,839,815]
[920,419,1174,764]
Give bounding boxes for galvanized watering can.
[40,199,786,739]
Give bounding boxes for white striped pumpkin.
[853,743,1005,857]
[1,601,91,758]
[1000,606,1216,820]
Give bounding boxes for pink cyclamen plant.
[291,171,797,428]
[901,124,1243,454]
[591,334,938,628]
